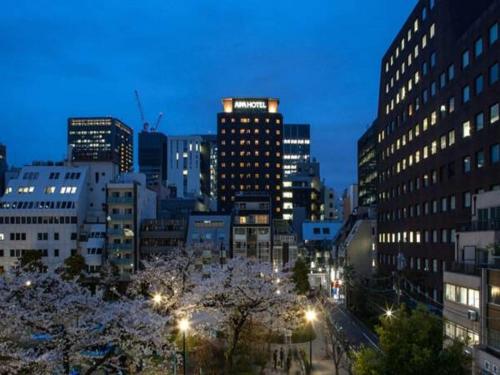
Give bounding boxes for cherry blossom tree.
[0,270,176,374]
[189,257,302,372]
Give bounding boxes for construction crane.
[134,90,149,132]
[152,112,163,132]
[134,90,164,133]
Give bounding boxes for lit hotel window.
[463,121,471,138]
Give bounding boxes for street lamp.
[24,280,32,287]
[385,308,393,318]
[305,309,317,369]
[179,318,190,375]
[152,293,162,305]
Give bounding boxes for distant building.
[357,123,377,207]
[140,218,186,257]
[139,130,168,189]
[321,185,337,221]
[283,161,321,221]
[199,135,218,210]
[186,213,231,270]
[167,135,210,199]
[232,192,272,262]
[272,219,298,270]
[342,184,358,221]
[217,98,284,218]
[0,144,6,197]
[68,117,133,173]
[283,124,311,176]
[105,173,156,277]
[0,165,90,272]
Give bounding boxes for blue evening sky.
[0,0,415,193]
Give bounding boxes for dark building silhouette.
[374,0,499,301]
[139,130,167,188]
[68,117,133,172]
[283,124,311,176]
[357,122,378,207]
[217,98,284,218]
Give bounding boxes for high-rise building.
[283,124,311,176]
[0,144,6,197]
[139,130,167,189]
[68,117,133,173]
[321,185,338,221]
[167,135,210,199]
[282,160,321,221]
[199,134,218,208]
[357,123,378,207]
[217,98,284,218]
[375,0,500,301]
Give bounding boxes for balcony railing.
[447,260,500,276]
[108,196,133,204]
[458,220,500,232]
[109,214,133,221]
[108,243,133,251]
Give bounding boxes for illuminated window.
[463,121,471,138]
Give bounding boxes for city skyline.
[0,0,415,192]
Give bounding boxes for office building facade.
[232,192,272,262]
[0,165,89,273]
[283,124,311,176]
[167,135,209,199]
[68,117,133,173]
[283,161,321,221]
[217,98,284,218]
[139,130,168,189]
[358,123,378,207]
[375,0,500,300]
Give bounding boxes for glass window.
[431,51,436,67]
[476,112,485,131]
[476,150,485,168]
[462,50,470,69]
[468,289,479,309]
[475,75,484,94]
[464,192,472,208]
[462,85,470,103]
[490,63,499,85]
[475,38,483,57]
[491,103,499,124]
[490,23,498,45]
[463,156,471,173]
[463,121,471,138]
[448,130,455,145]
[491,144,500,164]
[448,64,455,80]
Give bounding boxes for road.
[327,302,379,351]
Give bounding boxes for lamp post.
[179,318,190,375]
[305,309,317,370]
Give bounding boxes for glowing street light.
[25,280,32,287]
[385,308,393,318]
[179,318,190,375]
[305,309,317,369]
[152,293,162,305]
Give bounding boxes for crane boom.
[134,90,148,131]
[153,112,163,131]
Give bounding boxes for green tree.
[353,305,470,375]
[292,257,310,294]
[62,254,87,280]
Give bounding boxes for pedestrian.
[273,349,278,369]
[279,347,284,368]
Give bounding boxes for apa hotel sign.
[222,98,279,113]
[233,99,267,110]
